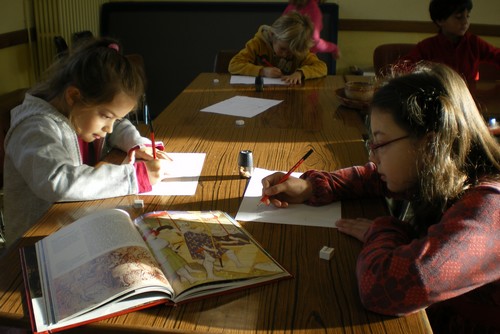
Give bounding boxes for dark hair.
[429,0,473,23]
[30,37,145,108]
[371,62,500,229]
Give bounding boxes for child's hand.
[144,159,168,185]
[281,71,303,85]
[332,49,341,60]
[260,66,283,78]
[335,218,372,242]
[261,172,313,207]
[135,147,172,161]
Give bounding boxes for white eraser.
[213,78,220,84]
[319,246,335,260]
[133,199,144,209]
[235,119,245,126]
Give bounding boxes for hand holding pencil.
[141,103,173,185]
[260,149,314,207]
[259,56,283,78]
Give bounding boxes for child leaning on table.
[260,62,500,332]
[228,11,327,85]
[283,0,340,60]
[402,0,500,83]
[3,37,171,248]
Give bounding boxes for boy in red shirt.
[403,0,499,83]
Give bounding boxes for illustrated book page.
[135,210,291,303]
[21,209,172,333]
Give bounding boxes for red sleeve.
[474,35,500,65]
[134,161,152,193]
[356,184,500,316]
[299,162,389,206]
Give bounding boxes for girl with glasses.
[261,62,500,332]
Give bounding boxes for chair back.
[373,43,416,77]
[478,62,500,81]
[213,50,239,73]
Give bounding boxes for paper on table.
[230,75,288,86]
[141,153,206,196]
[235,168,340,228]
[200,96,282,118]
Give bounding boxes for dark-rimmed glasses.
[365,135,410,157]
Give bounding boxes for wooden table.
[0,73,432,333]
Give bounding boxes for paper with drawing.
[230,75,288,85]
[236,168,341,228]
[141,153,206,196]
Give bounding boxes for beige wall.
[0,0,34,94]
[1,0,499,95]
[110,0,500,24]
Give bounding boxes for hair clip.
[108,43,120,52]
[417,87,442,131]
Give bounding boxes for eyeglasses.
[365,135,410,157]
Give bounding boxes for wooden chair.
[213,50,239,73]
[373,43,416,77]
[478,62,500,80]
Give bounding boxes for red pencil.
[261,58,273,67]
[145,104,157,159]
[150,130,157,159]
[259,149,314,205]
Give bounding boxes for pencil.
[261,57,273,67]
[259,149,314,205]
[145,104,157,159]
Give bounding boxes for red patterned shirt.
[300,163,500,331]
[403,32,500,83]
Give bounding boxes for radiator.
[33,0,109,76]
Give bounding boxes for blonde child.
[3,37,171,247]
[284,0,340,59]
[228,11,327,85]
[261,62,500,332]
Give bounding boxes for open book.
[20,209,291,333]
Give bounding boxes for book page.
[38,209,172,323]
[134,211,290,303]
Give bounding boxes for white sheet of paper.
[141,153,206,196]
[200,95,283,118]
[235,168,341,228]
[230,75,289,86]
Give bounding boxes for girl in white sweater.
[4,37,170,247]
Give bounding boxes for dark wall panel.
[101,2,339,118]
